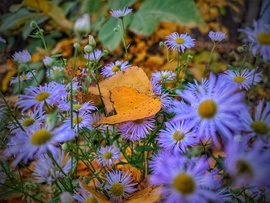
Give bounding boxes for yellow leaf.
[2,70,17,92]
[22,0,50,13]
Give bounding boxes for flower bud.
[30,21,38,29]
[84,45,93,53]
[73,14,90,36]
[73,43,80,49]
[88,35,96,47]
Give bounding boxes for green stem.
[120,19,129,61]
[0,91,24,131]
[205,43,216,77]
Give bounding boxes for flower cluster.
[0,7,270,203]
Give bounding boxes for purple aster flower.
[165,32,195,52]
[43,56,53,66]
[186,78,210,95]
[157,120,197,153]
[74,13,90,35]
[118,116,156,141]
[12,50,31,63]
[17,82,67,115]
[240,99,270,142]
[110,7,132,18]
[84,49,102,61]
[96,145,120,167]
[149,150,178,175]
[33,150,71,183]
[219,67,262,90]
[173,72,246,145]
[208,31,226,43]
[8,111,45,134]
[224,137,270,188]
[238,20,270,61]
[0,36,6,43]
[4,124,75,166]
[151,70,176,84]
[58,100,97,114]
[10,72,33,85]
[151,155,220,203]
[63,112,94,134]
[101,60,131,78]
[47,66,64,77]
[73,182,99,203]
[103,170,137,203]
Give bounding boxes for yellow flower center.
[35,91,50,102]
[73,116,82,124]
[22,118,35,126]
[111,66,120,73]
[250,121,269,135]
[198,100,217,119]
[84,197,98,203]
[21,75,28,80]
[175,37,185,44]
[233,76,246,83]
[73,104,82,110]
[103,151,113,159]
[173,130,185,141]
[110,182,124,197]
[257,32,270,45]
[134,119,144,124]
[236,159,253,177]
[173,173,195,195]
[54,67,60,73]
[30,129,52,145]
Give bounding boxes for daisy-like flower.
[238,20,270,61]
[240,99,270,142]
[10,72,33,85]
[219,67,262,90]
[157,120,197,153]
[173,73,246,145]
[101,60,131,78]
[0,36,6,43]
[104,170,137,203]
[58,100,97,114]
[118,116,156,141]
[151,155,220,203]
[151,70,176,84]
[224,137,270,187]
[47,66,64,76]
[4,124,75,166]
[73,182,99,203]
[208,31,226,43]
[84,49,103,61]
[186,78,210,95]
[96,145,120,167]
[165,32,195,52]
[43,56,53,66]
[63,112,94,134]
[60,192,75,203]
[17,82,66,115]
[12,50,31,63]
[110,7,132,18]
[33,150,71,183]
[149,150,178,175]
[8,111,45,134]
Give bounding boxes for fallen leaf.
[98,86,161,124]
[88,66,154,113]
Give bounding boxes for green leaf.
[129,0,204,36]
[0,8,41,32]
[98,17,121,51]
[108,0,137,9]
[134,145,153,152]
[86,0,103,13]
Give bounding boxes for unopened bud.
[73,14,90,36]
[73,43,80,49]
[30,21,38,29]
[88,35,96,47]
[84,45,93,53]
[159,41,165,47]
